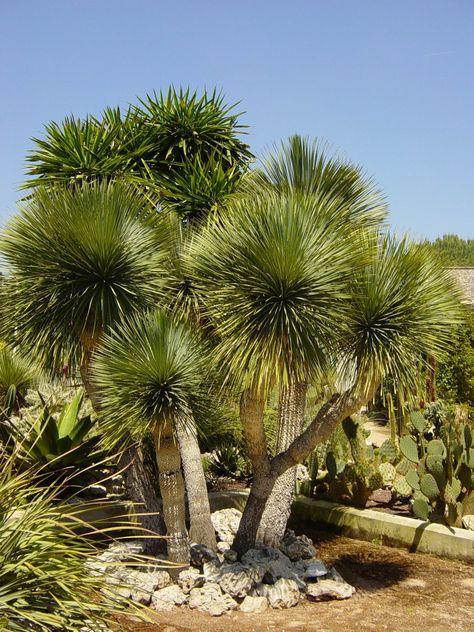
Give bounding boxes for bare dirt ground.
[120,526,474,632]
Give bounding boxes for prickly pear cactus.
[378,461,396,484]
[399,436,419,463]
[379,438,398,463]
[393,476,412,498]
[410,410,427,433]
[412,497,431,520]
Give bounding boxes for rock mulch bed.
[87,508,355,617]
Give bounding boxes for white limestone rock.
[177,567,205,594]
[151,584,188,611]
[240,595,268,613]
[255,578,300,609]
[217,562,254,598]
[211,508,242,544]
[306,578,355,601]
[188,582,238,616]
[462,514,474,530]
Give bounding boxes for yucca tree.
[0,181,169,544]
[189,188,462,554]
[243,136,389,546]
[93,310,208,564]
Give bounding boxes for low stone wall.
[210,490,474,563]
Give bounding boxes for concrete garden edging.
[209,490,474,563]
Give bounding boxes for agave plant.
[12,390,102,478]
[93,310,208,564]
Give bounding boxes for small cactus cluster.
[301,416,398,507]
[393,410,474,525]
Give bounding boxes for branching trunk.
[259,381,307,546]
[232,388,275,555]
[80,357,166,553]
[152,420,189,565]
[175,412,216,551]
[233,380,378,556]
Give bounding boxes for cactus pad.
[399,436,418,463]
[463,424,472,450]
[412,497,431,520]
[444,478,461,504]
[378,462,396,484]
[396,457,412,475]
[464,448,474,468]
[393,476,412,498]
[406,468,420,490]
[410,410,427,433]
[426,456,446,488]
[368,471,384,491]
[420,473,440,500]
[427,439,446,457]
[379,438,398,463]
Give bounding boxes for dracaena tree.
[188,187,461,555]
[92,310,207,564]
[0,181,169,546]
[23,87,253,221]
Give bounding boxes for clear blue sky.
[1,0,473,239]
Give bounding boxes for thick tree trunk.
[80,358,166,553]
[152,420,189,565]
[232,388,275,555]
[233,379,378,556]
[117,443,166,554]
[175,413,217,550]
[233,471,277,556]
[259,381,307,546]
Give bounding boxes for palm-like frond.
[0,448,140,630]
[188,191,363,390]
[0,182,168,369]
[92,310,206,442]
[136,87,253,168]
[340,234,463,392]
[155,152,243,222]
[23,88,253,207]
[251,135,388,230]
[0,346,40,418]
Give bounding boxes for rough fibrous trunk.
[152,420,189,565]
[259,381,307,546]
[175,413,217,551]
[232,389,275,555]
[80,358,166,553]
[233,380,378,556]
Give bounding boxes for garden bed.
[207,491,474,562]
[121,526,474,632]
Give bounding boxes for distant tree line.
[422,234,474,267]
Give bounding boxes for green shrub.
[0,448,141,630]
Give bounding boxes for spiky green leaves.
[92,311,205,441]
[0,182,167,368]
[188,191,358,390]
[341,236,462,391]
[254,135,388,230]
[0,346,40,421]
